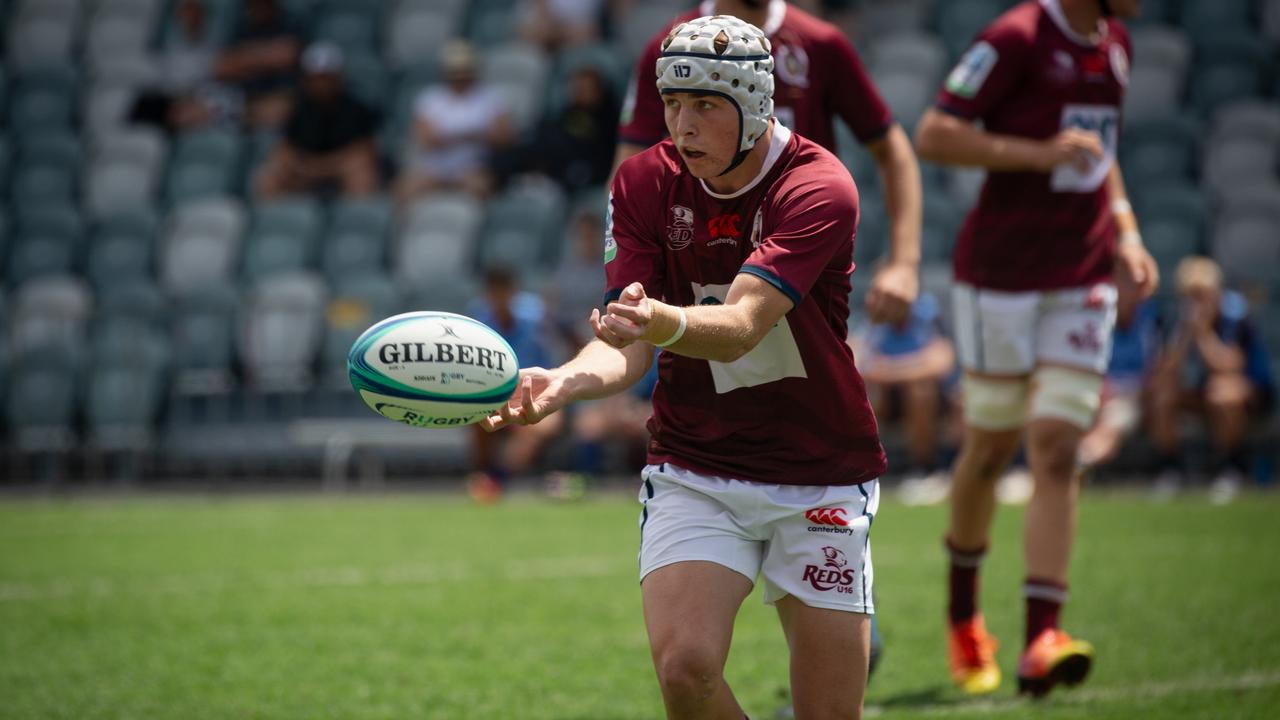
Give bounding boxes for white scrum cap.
[655,15,775,154]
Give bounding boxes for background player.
[615,0,923,328]
[914,0,1158,698]
[484,16,886,718]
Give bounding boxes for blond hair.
[1175,256,1222,294]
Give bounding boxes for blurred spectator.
[520,0,604,53]
[1077,276,1164,471]
[215,0,303,128]
[544,207,607,353]
[526,67,618,193]
[130,0,243,131]
[465,267,564,503]
[255,43,381,199]
[395,41,513,204]
[851,292,957,505]
[1149,257,1275,503]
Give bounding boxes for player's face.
[663,92,740,178]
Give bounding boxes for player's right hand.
[1039,128,1104,173]
[479,369,567,432]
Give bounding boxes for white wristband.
[653,307,687,347]
[1111,198,1133,216]
[1119,230,1143,247]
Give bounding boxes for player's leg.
[642,561,753,720]
[776,598,870,720]
[945,284,1037,694]
[1017,285,1116,696]
[1204,372,1254,502]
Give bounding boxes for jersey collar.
[1040,0,1108,47]
[700,120,792,200]
[700,0,787,36]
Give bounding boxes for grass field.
[2,488,1278,719]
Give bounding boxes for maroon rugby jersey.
[936,0,1132,291]
[619,0,893,153]
[606,124,886,486]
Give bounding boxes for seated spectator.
[851,292,957,505]
[1149,257,1275,503]
[215,0,303,128]
[526,67,618,193]
[130,0,243,132]
[465,267,564,503]
[255,43,381,199]
[544,206,606,353]
[395,41,512,204]
[1078,275,1164,471]
[519,0,603,52]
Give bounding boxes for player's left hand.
[479,368,568,432]
[865,261,919,325]
[1115,242,1159,300]
[596,282,652,347]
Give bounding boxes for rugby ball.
[347,311,520,428]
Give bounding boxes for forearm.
[914,109,1045,171]
[1107,163,1141,243]
[1193,332,1246,373]
[869,125,923,266]
[557,339,654,401]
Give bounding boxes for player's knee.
[653,646,724,703]
[962,375,1029,431]
[1029,366,1102,431]
[1028,427,1079,482]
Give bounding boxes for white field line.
[865,670,1280,716]
[0,556,627,603]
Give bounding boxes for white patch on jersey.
[749,207,763,250]
[690,281,808,394]
[619,75,638,127]
[604,193,617,263]
[667,205,695,250]
[1050,104,1118,193]
[945,41,998,99]
[773,43,810,88]
[1110,44,1129,87]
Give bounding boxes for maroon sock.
[946,538,987,624]
[1024,578,1068,647]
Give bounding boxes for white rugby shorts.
[951,282,1118,375]
[637,463,878,614]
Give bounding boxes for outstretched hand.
[478,368,569,432]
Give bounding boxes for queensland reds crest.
[773,43,810,88]
[802,546,856,593]
[667,205,695,250]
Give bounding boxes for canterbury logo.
[804,507,850,527]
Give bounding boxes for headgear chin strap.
[1099,0,1113,16]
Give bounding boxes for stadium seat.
[1136,185,1208,276]
[870,33,948,87]
[1188,35,1269,118]
[252,198,324,240]
[1180,0,1253,37]
[548,44,626,112]
[96,282,168,328]
[619,0,685,61]
[1209,101,1280,148]
[91,314,169,367]
[1129,25,1191,84]
[478,180,566,270]
[936,0,1005,58]
[84,85,139,138]
[1123,65,1183,124]
[161,198,247,294]
[165,161,238,205]
[853,188,887,266]
[395,228,474,288]
[314,6,379,54]
[464,0,518,46]
[1213,214,1280,288]
[324,197,392,279]
[860,0,931,37]
[8,275,93,359]
[320,272,402,385]
[85,12,153,66]
[1266,0,1280,43]
[921,194,961,264]
[480,42,550,132]
[171,128,242,170]
[404,192,482,238]
[168,196,247,242]
[10,164,77,207]
[85,363,167,455]
[8,72,77,134]
[947,166,986,210]
[170,283,239,394]
[239,271,328,390]
[871,68,934,134]
[15,204,84,246]
[1129,0,1177,25]
[90,53,161,89]
[1202,139,1278,196]
[4,354,79,455]
[6,15,75,70]
[97,206,162,241]
[386,5,457,68]
[404,274,478,315]
[1121,115,1201,185]
[87,234,153,289]
[343,51,391,108]
[19,132,83,171]
[1215,183,1280,220]
[6,235,76,285]
[241,230,318,281]
[84,161,158,220]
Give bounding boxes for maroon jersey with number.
[605,124,886,486]
[619,0,892,153]
[936,0,1132,291]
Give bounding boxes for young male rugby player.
[484,16,885,719]
[914,0,1158,698]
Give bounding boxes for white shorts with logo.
[951,282,1118,375]
[637,462,879,614]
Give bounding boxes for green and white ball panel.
[347,311,520,427]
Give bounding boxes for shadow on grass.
[867,684,956,709]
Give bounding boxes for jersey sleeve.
[740,175,856,308]
[935,21,1032,122]
[617,29,670,147]
[603,157,665,305]
[825,31,894,143]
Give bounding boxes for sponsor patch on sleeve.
[945,41,998,99]
[604,193,617,264]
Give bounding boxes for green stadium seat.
[170,284,239,395]
[1181,0,1253,37]
[1189,35,1270,119]
[936,0,1005,59]
[240,271,328,391]
[321,272,402,385]
[18,132,82,171]
[1121,115,1201,185]
[85,162,159,220]
[6,16,76,71]
[6,235,75,285]
[314,7,379,54]
[252,197,325,239]
[91,315,170,368]
[1135,184,1208,275]
[88,235,155,290]
[324,198,391,279]
[165,161,238,204]
[5,355,79,454]
[1130,0,1177,25]
[15,204,84,246]
[11,164,76,207]
[241,229,318,280]
[97,282,169,328]
[8,68,77,133]
[387,5,456,69]
[172,129,242,170]
[465,1,518,46]
[85,364,167,455]
[478,181,566,270]
[342,51,391,109]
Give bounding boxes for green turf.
[1,490,1278,719]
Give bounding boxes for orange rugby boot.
[949,614,1001,695]
[1017,628,1094,698]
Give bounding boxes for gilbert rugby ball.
[348,311,520,427]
